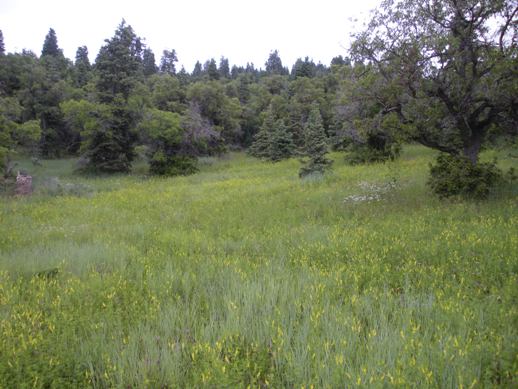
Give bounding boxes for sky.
[0,0,381,71]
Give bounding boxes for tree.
[205,58,220,80]
[1,97,40,177]
[219,57,230,79]
[140,108,197,175]
[265,50,286,75]
[192,61,203,79]
[350,0,518,166]
[291,57,316,78]
[0,30,5,56]
[143,48,158,76]
[249,107,274,159]
[299,105,333,177]
[74,46,91,87]
[269,119,295,162]
[41,28,62,57]
[85,20,143,172]
[160,49,178,75]
[181,102,223,156]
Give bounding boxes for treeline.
[1,0,517,198]
[0,21,346,176]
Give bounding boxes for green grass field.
[1,146,517,388]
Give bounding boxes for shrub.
[149,151,197,176]
[428,154,503,199]
[345,132,401,165]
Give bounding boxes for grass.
[0,145,517,387]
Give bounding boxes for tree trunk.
[463,129,483,165]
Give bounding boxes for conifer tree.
[192,61,203,79]
[0,30,5,56]
[82,20,142,172]
[159,49,177,75]
[219,57,230,79]
[269,119,295,162]
[249,109,274,159]
[74,46,91,87]
[299,105,332,177]
[41,28,61,57]
[143,48,157,76]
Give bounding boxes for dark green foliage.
[0,30,5,56]
[345,130,401,165]
[149,152,197,176]
[248,109,274,159]
[84,20,143,172]
[265,50,286,75]
[41,28,61,58]
[159,49,177,75]
[249,105,294,162]
[291,57,316,78]
[268,119,295,162]
[142,48,157,76]
[219,57,230,79]
[428,154,503,199]
[73,46,91,87]
[192,61,203,79]
[299,105,332,177]
[205,59,220,80]
[350,0,518,166]
[95,20,142,103]
[186,81,241,144]
[140,108,197,176]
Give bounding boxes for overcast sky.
[0,0,380,71]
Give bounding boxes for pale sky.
[0,0,380,71]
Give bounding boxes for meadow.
[0,145,517,388]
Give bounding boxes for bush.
[345,132,401,165]
[428,154,503,199]
[149,151,197,176]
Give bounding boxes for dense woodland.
[1,0,517,197]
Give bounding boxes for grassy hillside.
[1,146,517,387]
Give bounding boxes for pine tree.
[192,61,202,79]
[219,57,230,79]
[299,105,332,177]
[160,49,177,75]
[143,48,157,76]
[205,58,219,80]
[249,109,274,159]
[269,119,295,162]
[83,20,142,172]
[0,30,5,56]
[74,46,91,87]
[265,50,284,75]
[41,28,61,57]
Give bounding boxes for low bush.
[428,154,504,199]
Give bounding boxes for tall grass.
[1,146,517,387]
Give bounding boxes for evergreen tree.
[84,20,142,172]
[291,57,316,78]
[160,49,177,75]
[269,119,295,162]
[41,28,61,57]
[0,30,5,56]
[74,46,91,87]
[265,50,284,75]
[249,108,274,159]
[299,105,332,177]
[142,48,157,76]
[205,58,219,80]
[192,61,203,79]
[219,57,230,79]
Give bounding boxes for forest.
[0,0,517,387]
[0,0,515,196]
